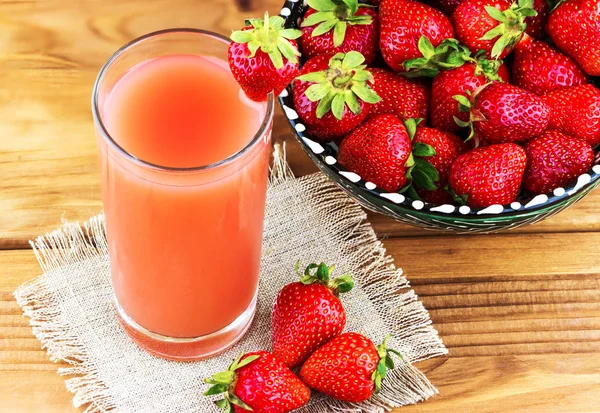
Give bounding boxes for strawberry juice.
[92,30,273,360]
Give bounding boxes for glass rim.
[91,28,275,172]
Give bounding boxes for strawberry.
[452,0,537,59]
[300,0,379,64]
[228,13,301,101]
[448,143,527,208]
[429,0,466,15]
[338,115,438,193]
[413,127,469,204]
[300,333,402,403]
[524,0,549,39]
[368,68,430,121]
[512,34,588,95]
[379,0,455,72]
[523,131,594,194]
[292,52,380,141]
[272,262,354,368]
[431,57,510,134]
[204,352,310,413]
[455,83,550,143]
[547,0,600,76]
[541,84,600,146]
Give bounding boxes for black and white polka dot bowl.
[278,0,600,233]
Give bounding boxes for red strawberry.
[300,333,402,403]
[449,143,527,208]
[379,0,455,72]
[228,13,301,101]
[272,262,353,368]
[368,68,430,121]
[547,0,600,76]
[204,352,310,413]
[512,35,588,95]
[524,0,549,39]
[541,84,600,146]
[292,52,380,141]
[413,127,469,204]
[456,83,550,143]
[429,0,465,15]
[300,0,379,64]
[523,131,594,194]
[452,0,537,59]
[338,115,412,191]
[431,59,510,133]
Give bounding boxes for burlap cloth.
[14,145,447,413]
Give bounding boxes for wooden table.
[1,1,599,411]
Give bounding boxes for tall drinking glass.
[92,29,273,360]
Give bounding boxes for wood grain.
[1,0,600,412]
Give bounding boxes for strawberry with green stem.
[300,333,404,403]
[292,51,381,141]
[452,0,538,59]
[272,262,354,368]
[205,352,310,413]
[403,37,473,78]
[300,0,379,64]
[228,12,301,101]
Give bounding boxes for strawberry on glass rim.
[300,0,379,64]
[228,12,301,102]
[272,262,354,368]
[292,51,381,141]
[452,0,538,59]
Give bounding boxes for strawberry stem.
[372,334,404,393]
[297,262,354,294]
[480,0,537,58]
[403,37,472,77]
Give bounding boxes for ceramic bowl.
[278,0,600,233]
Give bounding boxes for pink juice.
[96,52,272,357]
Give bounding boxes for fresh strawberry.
[338,114,412,191]
[368,68,430,121]
[452,0,537,59]
[512,34,588,95]
[413,127,469,204]
[204,352,310,413]
[379,0,455,72]
[300,333,401,403]
[547,0,600,76]
[300,0,379,64]
[292,52,380,141]
[541,84,600,146]
[228,13,301,101]
[338,115,439,193]
[272,262,353,368]
[524,0,549,39]
[431,58,510,134]
[523,131,594,194]
[429,0,466,15]
[455,83,550,143]
[448,143,527,208]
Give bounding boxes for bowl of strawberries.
[270,0,600,233]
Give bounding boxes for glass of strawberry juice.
[92,29,273,360]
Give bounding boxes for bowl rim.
[277,0,600,220]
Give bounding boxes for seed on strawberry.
[300,0,379,64]
[452,0,537,59]
[300,333,403,403]
[228,12,301,102]
[448,143,527,208]
[523,131,594,195]
[204,351,310,413]
[455,83,550,144]
[292,51,380,141]
[379,0,455,72]
[272,262,354,368]
[512,34,588,95]
[547,0,600,76]
[413,126,469,204]
[431,56,510,134]
[368,68,430,121]
[541,84,600,146]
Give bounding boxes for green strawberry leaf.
[305,82,332,102]
[234,354,260,370]
[453,94,471,111]
[301,10,335,27]
[485,5,507,22]
[413,142,437,157]
[418,36,437,59]
[307,0,337,12]
[312,19,338,37]
[453,116,471,128]
[345,91,361,114]
[331,93,346,120]
[214,399,229,409]
[351,83,380,103]
[342,50,365,69]
[316,91,336,118]
[229,394,253,411]
[330,274,354,293]
[333,21,348,46]
[204,384,228,396]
